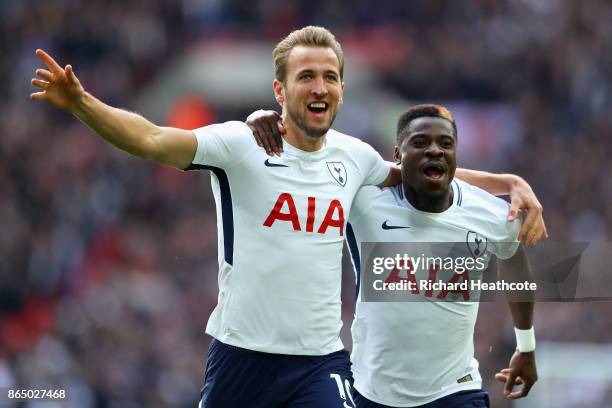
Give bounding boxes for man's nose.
[311,77,328,96]
[425,143,443,157]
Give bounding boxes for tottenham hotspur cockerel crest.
[466,231,488,258]
[326,161,347,187]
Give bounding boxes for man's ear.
[273,79,284,107]
[394,146,401,164]
[339,81,345,105]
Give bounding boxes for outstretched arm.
[495,245,538,399]
[455,169,547,245]
[31,49,196,169]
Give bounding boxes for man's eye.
[301,74,312,80]
[412,140,426,147]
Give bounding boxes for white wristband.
[515,327,536,352]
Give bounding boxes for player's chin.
[304,123,331,138]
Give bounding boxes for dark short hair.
[396,104,457,144]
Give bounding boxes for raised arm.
[495,245,538,399]
[30,49,196,169]
[455,169,547,245]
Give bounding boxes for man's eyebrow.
[296,68,314,76]
[296,68,339,75]
[407,132,454,139]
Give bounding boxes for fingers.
[35,49,63,74]
[508,380,531,399]
[248,123,274,156]
[31,78,49,90]
[494,373,507,383]
[30,91,46,100]
[495,372,523,385]
[264,120,283,156]
[252,129,263,148]
[65,64,78,84]
[518,207,537,243]
[508,203,519,222]
[525,218,544,245]
[277,119,287,134]
[518,378,535,398]
[499,370,533,399]
[273,120,284,154]
[520,208,545,245]
[504,370,519,397]
[36,69,53,81]
[248,125,265,148]
[258,126,274,156]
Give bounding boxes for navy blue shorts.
[199,339,356,408]
[353,389,490,408]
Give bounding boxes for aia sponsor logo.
[263,193,345,236]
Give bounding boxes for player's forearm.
[499,245,534,329]
[455,169,521,196]
[507,302,533,330]
[378,162,402,187]
[72,92,158,160]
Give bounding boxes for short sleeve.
[191,121,257,169]
[360,142,390,186]
[490,215,521,260]
[349,186,380,223]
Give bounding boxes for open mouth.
[307,102,329,115]
[421,162,446,180]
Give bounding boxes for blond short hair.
[273,26,344,83]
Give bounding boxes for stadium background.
[1,0,611,406]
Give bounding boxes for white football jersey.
[189,121,389,355]
[347,179,520,407]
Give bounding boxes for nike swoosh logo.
[382,220,410,230]
[264,159,288,167]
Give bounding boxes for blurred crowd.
[1,0,611,407]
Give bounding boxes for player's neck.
[404,185,453,213]
[282,118,326,152]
